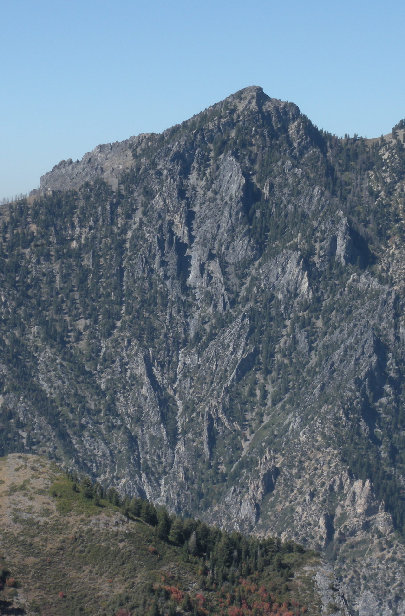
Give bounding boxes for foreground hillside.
[1,86,405,614]
[0,454,320,615]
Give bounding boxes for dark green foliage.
[168,517,184,546]
[141,501,158,526]
[81,477,94,499]
[128,497,143,518]
[393,119,405,132]
[339,424,405,536]
[156,508,171,540]
[1,86,405,592]
[47,470,313,614]
[107,488,121,507]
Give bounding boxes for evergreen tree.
[156,508,171,540]
[168,518,184,545]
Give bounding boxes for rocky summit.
[1,86,405,615]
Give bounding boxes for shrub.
[5,577,16,588]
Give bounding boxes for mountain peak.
[37,86,298,194]
[4,84,405,616]
[224,85,267,110]
[229,85,264,99]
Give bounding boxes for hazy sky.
[2,0,404,200]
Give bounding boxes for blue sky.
[2,0,404,200]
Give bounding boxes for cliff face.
[38,133,151,192]
[1,86,405,615]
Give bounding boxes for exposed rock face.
[2,86,405,615]
[38,133,153,192]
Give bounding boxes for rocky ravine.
[1,86,405,615]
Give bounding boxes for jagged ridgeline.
[1,86,405,615]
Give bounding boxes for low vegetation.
[0,455,320,615]
[46,471,318,615]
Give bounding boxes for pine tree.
[168,518,184,545]
[156,508,171,540]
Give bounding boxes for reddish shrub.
[58,591,65,599]
[164,585,184,603]
[5,577,16,588]
[228,607,244,616]
[196,593,205,605]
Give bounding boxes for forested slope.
[1,86,405,614]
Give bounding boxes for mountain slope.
[0,454,319,615]
[1,86,405,615]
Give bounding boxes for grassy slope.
[0,455,320,616]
